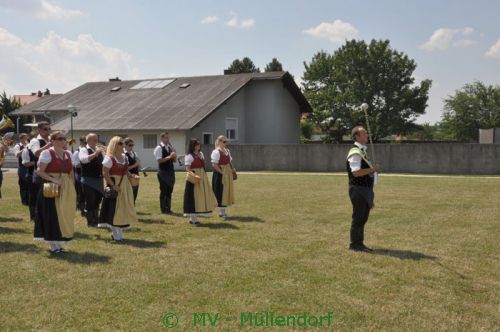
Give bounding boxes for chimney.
[37,90,42,97]
[109,77,121,82]
[223,69,232,75]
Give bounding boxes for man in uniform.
[154,132,177,214]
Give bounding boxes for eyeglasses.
[127,144,134,147]
[222,141,228,144]
[41,127,51,131]
[118,142,124,145]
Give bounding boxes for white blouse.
[211,148,232,164]
[102,154,127,168]
[184,152,204,166]
[38,148,69,164]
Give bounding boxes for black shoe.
[189,220,200,225]
[360,244,373,252]
[49,248,60,254]
[349,244,371,253]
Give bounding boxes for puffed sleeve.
[102,156,113,168]
[211,149,220,163]
[184,154,194,166]
[38,149,52,164]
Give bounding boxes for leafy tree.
[440,81,500,142]
[302,39,432,142]
[0,91,21,116]
[226,57,260,74]
[265,58,283,72]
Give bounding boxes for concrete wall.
[213,143,500,175]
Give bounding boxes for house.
[13,71,311,169]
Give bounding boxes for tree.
[0,91,21,117]
[440,81,500,142]
[265,58,283,72]
[226,57,260,74]
[302,39,432,142]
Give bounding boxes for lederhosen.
[157,144,175,213]
[16,143,29,205]
[81,148,104,227]
[125,150,139,204]
[346,145,375,247]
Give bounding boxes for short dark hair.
[124,137,134,146]
[351,126,366,141]
[19,133,29,139]
[37,121,50,129]
[160,132,169,138]
[79,136,86,144]
[187,138,200,155]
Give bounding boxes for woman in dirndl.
[211,135,235,220]
[183,138,217,225]
[34,131,76,253]
[98,136,138,241]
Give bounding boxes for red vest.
[45,149,72,173]
[217,149,230,165]
[190,153,205,169]
[109,156,128,176]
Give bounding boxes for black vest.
[81,148,103,178]
[26,148,36,176]
[34,138,47,165]
[159,145,174,172]
[74,148,82,175]
[346,145,374,187]
[17,144,25,168]
[125,151,138,175]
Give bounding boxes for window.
[110,86,121,92]
[180,83,191,89]
[130,79,176,90]
[225,118,238,141]
[202,132,213,145]
[143,134,157,149]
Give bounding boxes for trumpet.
[0,114,15,131]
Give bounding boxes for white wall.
[72,130,187,170]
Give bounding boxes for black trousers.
[349,186,371,246]
[18,168,29,205]
[132,185,139,205]
[157,171,175,213]
[83,183,103,226]
[26,175,40,222]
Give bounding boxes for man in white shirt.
[346,126,380,252]
[153,132,177,214]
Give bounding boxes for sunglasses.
[41,127,51,131]
[127,144,134,147]
[118,142,124,145]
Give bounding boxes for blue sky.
[0,0,499,123]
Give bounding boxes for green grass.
[0,170,499,331]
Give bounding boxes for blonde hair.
[215,135,227,149]
[49,130,65,141]
[106,136,123,158]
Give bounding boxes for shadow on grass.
[0,216,24,223]
[228,216,265,223]
[136,211,152,216]
[0,226,30,234]
[139,218,174,225]
[115,238,166,248]
[372,248,437,261]
[0,241,40,253]
[48,251,111,264]
[195,222,240,230]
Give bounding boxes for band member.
[154,132,177,214]
[98,136,138,241]
[22,140,37,221]
[183,138,217,225]
[79,133,104,227]
[72,136,87,214]
[211,135,235,220]
[124,137,141,204]
[346,126,380,252]
[0,135,12,199]
[34,131,76,253]
[14,133,29,205]
[26,122,51,210]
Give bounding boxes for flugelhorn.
[0,114,15,131]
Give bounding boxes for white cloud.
[200,16,218,24]
[0,28,140,94]
[485,39,500,58]
[0,0,83,19]
[420,27,479,51]
[303,20,358,43]
[225,12,255,29]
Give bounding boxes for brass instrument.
[0,115,15,166]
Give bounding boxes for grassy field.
[0,170,499,331]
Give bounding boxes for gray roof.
[12,72,311,131]
[14,94,63,115]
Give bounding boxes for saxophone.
[0,115,15,167]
